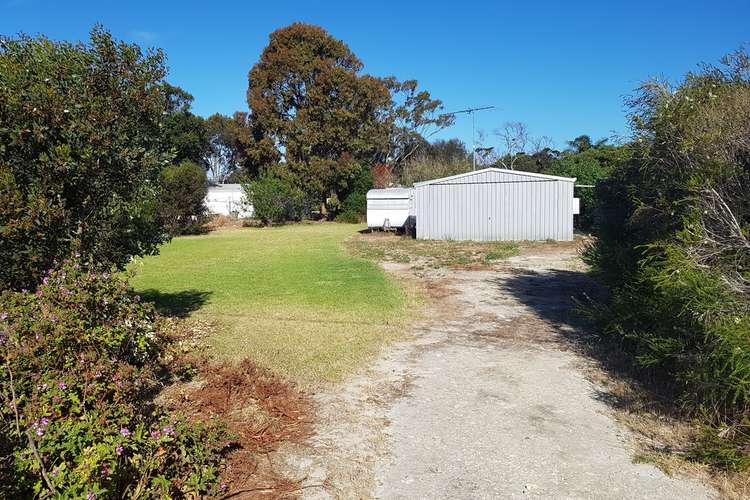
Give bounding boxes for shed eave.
[413,167,576,186]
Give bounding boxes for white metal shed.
[205,184,254,218]
[366,188,415,229]
[414,168,578,241]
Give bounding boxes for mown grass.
[346,232,519,268]
[128,224,411,386]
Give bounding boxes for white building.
[205,184,254,218]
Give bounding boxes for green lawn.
[128,224,410,386]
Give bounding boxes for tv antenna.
[441,106,495,170]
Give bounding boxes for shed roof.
[367,188,414,199]
[413,167,576,187]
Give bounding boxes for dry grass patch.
[346,232,519,268]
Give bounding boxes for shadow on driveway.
[494,268,682,414]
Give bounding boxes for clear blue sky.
[3,0,748,150]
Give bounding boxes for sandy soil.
[279,242,717,499]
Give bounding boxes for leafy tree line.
[149,23,455,225]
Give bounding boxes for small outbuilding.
[414,168,578,241]
[366,188,415,229]
[205,184,254,218]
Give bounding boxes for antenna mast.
[441,106,495,170]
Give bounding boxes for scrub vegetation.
[586,50,750,475]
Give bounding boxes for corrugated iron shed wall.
[414,169,574,241]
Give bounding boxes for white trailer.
[366,188,415,229]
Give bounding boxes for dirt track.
[280,243,717,499]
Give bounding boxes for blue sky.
[3,0,749,150]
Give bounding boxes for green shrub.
[588,49,750,470]
[0,28,173,291]
[241,174,310,225]
[337,192,366,223]
[158,161,208,235]
[0,260,228,497]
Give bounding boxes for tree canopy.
[160,84,210,166]
[0,27,174,290]
[244,23,449,207]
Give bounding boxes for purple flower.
[95,371,102,379]
[51,467,60,478]
[162,426,174,436]
[58,381,67,390]
[150,430,161,440]
[0,312,7,320]
[87,492,96,500]
[115,445,123,456]
[102,299,108,306]
[31,418,50,437]
[42,277,49,285]
[120,427,131,437]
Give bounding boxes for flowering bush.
[0,259,228,498]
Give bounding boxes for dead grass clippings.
[164,355,315,498]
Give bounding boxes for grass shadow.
[136,289,212,318]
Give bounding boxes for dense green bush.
[336,165,372,223]
[242,174,310,225]
[0,259,228,497]
[337,193,367,223]
[158,161,208,235]
[546,145,630,230]
[0,28,172,291]
[588,50,750,469]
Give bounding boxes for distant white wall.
[205,184,254,218]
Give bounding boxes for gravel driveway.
[281,243,716,499]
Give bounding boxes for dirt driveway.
[281,241,716,499]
